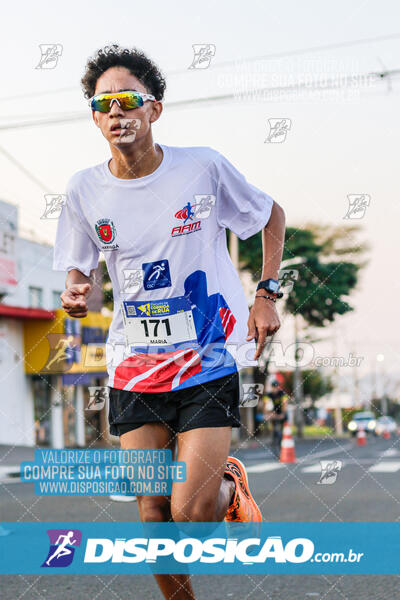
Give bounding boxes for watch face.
[268,280,279,292]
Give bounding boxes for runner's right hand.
[61,283,91,318]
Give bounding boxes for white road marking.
[302,443,352,461]
[247,462,285,473]
[369,461,400,473]
[0,466,20,479]
[381,448,399,457]
[0,477,20,484]
[0,464,21,484]
[246,443,352,474]
[301,457,400,472]
[301,463,342,473]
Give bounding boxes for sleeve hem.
[52,264,96,277]
[236,207,273,240]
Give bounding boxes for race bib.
[122,296,198,348]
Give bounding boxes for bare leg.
[171,427,235,523]
[120,423,196,600]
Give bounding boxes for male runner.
[54,45,285,599]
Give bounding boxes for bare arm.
[247,201,286,359]
[60,268,96,319]
[260,201,286,281]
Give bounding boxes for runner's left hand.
[246,297,281,360]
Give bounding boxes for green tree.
[239,224,366,325]
[279,369,334,404]
[102,260,113,311]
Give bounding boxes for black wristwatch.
[256,278,283,298]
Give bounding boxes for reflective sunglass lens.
[91,92,143,112]
[120,93,143,109]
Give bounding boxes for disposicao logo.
[41,529,82,567]
[83,536,315,564]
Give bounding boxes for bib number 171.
[141,318,171,338]
[122,297,198,347]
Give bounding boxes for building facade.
[0,199,110,448]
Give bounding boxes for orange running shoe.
[224,456,262,522]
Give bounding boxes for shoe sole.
[227,456,262,522]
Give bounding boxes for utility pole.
[332,330,343,435]
[293,315,305,438]
[377,355,388,416]
[352,347,362,408]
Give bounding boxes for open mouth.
[110,122,130,133]
[109,120,140,143]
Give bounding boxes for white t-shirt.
[53,144,274,393]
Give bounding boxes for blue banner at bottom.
[0,522,398,574]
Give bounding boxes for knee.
[171,497,216,523]
[138,498,170,523]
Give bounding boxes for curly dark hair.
[81,44,166,100]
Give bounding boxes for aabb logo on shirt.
[171,196,215,237]
[172,202,200,237]
[95,218,119,251]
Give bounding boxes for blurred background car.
[347,411,377,436]
[375,416,398,437]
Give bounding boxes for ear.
[149,101,163,124]
[91,110,100,128]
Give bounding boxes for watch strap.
[256,279,283,299]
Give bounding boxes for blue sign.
[64,318,81,364]
[81,327,106,344]
[0,522,398,574]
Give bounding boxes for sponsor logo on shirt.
[136,300,171,316]
[171,220,201,237]
[94,218,119,250]
[142,259,172,290]
[171,196,215,237]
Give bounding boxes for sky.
[0,0,399,397]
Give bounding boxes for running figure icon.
[44,335,77,370]
[45,531,77,566]
[183,201,195,224]
[148,262,166,280]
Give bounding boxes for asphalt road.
[1,434,399,599]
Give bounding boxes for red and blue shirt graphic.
[113,270,237,392]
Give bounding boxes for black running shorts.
[108,372,241,437]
